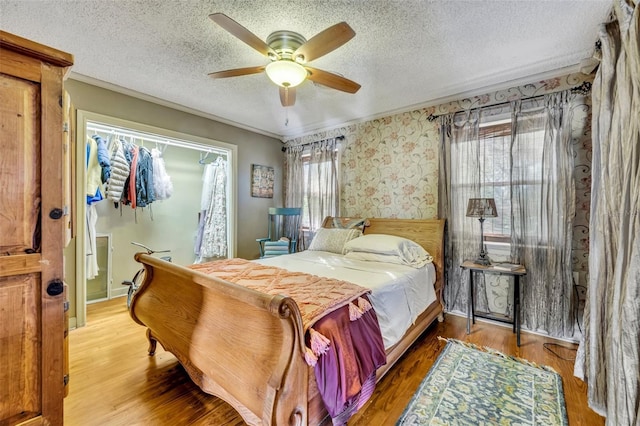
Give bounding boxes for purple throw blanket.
[311,297,386,425]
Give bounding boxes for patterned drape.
[575,1,640,424]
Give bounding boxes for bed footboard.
[129,253,309,426]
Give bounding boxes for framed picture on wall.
[251,164,274,198]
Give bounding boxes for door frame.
[73,110,237,327]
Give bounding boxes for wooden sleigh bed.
[129,217,445,425]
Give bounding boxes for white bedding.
[255,250,436,349]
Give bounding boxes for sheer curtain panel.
[511,92,576,338]
[438,111,488,313]
[284,145,305,248]
[284,138,340,250]
[575,1,640,424]
[439,94,577,340]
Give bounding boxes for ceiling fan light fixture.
[265,60,307,88]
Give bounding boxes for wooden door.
[0,31,73,426]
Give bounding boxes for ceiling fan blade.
[209,13,278,58]
[279,86,296,107]
[294,22,355,63]
[208,66,265,79]
[305,67,361,94]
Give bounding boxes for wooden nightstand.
[460,260,527,346]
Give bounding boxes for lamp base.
[474,251,492,266]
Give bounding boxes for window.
[460,116,545,245]
[300,147,339,230]
[478,120,512,242]
[285,139,340,250]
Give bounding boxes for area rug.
[397,338,568,425]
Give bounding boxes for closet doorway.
[74,110,237,325]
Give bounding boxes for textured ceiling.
[1,1,611,140]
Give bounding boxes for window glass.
[461,119,545,243]
[300,148,338,230]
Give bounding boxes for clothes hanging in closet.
[88,129,178,210]
[92,135,111,183]
[195,157,228,261]
[86,136,106,279]
[135,146,155,208]
[151,148,173,200]
[86,137,104,204]
[124,142,139,208]
[105,138,130,202]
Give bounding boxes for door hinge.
[63,122,69,132]
[63,374,69,386]
[63,300,70,312]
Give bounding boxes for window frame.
[456,116,546,249]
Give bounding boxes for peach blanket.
[190,258,369,326]
[189,258,374,363]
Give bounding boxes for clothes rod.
[86,122,228,155]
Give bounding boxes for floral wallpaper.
[285,72,593,327]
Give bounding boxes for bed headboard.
[321,216,446,300]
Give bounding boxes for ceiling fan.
[208,13,361,107]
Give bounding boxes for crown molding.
[69,72,281,140]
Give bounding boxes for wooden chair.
[256,207,302,258]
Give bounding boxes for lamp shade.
[466,198,498,218]
[265,60,307,88]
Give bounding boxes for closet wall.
[86,122,231,301]
[65,79,284,327]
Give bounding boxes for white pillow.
[343,251,411,266]
[307,228,362,254]
[343,234,433,267]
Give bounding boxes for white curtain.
[284,145,305,249]
[438,111,488,313]
[284,145,305,214]
[575,1,640,424]
[511,92,576,338]
[284,138,339,250]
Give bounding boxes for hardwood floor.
[65,298,603,425]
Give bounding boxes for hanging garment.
[151,148,173,200]
[194,162,216,258]
[85,203,99,280]
[124,143,139,208]
[135,146,155,208]
[92,135,111,183]
[86,137,103,204]
[197,158,228,260]
[119,139,134,205]
[105,138,130,203]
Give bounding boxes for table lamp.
[466,198,498,266]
